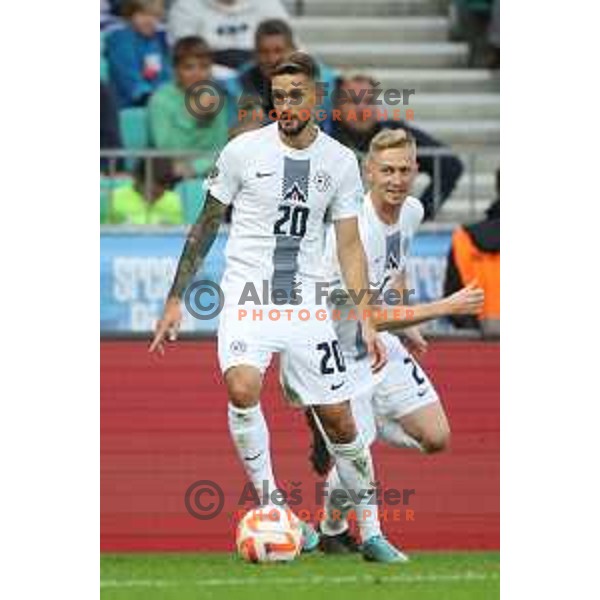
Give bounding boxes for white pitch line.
[101,570,499,588]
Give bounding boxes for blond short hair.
[368,128,417,159]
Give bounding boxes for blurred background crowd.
[100,0,500,334]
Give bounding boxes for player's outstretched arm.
[149,193,226,353]
[373,282,484,332]
[334,217,387,372]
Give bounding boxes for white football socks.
[227,403,278,505]
[329,437,381,542]
[320,466,353,536]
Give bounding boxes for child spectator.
[105,0,171,108]
[148,36,229,177]
[108,157,184,225]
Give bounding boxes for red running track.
[101,339,499,551]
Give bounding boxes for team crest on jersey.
[313,170,332,193]
[230,340,247,355]
[283,181,307,204]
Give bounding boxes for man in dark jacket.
[329,75,464,219]
[238,19,337,132]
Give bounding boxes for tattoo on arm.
[168,193,226,299]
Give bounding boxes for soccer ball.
[236,505,303,563]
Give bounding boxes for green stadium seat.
[119,108,149,150]
[176,178,206,224]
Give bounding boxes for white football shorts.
[370,332,439,420]
[218,304,352,406]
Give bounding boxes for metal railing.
[100,146,498,224]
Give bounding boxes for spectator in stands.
[105,0,171,108]
[168,0,289,68]
[450,0,499,69]
[444,169,500,337]
[148,36,230,177]
[329,74,464,219]
[108,157,184,225]
[101,0,123,32]
[238,19,337,133]
[487,0,500,69]
[100,83,124,172]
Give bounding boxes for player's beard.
[277,115,311,137]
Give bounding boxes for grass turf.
[101,551,499,600]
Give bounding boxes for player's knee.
[421,425,451,454]
[225,373,260,408]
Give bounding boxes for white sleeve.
[259,0,290,21]
[168,0,202,42]
[329,153,364,221]
[207,140,242,206]
[405,197,425,235]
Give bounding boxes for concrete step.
[448,147,499,172]
[409,119,499,146]
[395,93,499,120]
[412,170,495,208]
[284,0,447,17]
[453,172,496,199]
[312,42,469,68]
[435,197,493,223]
[294,16,449,44]
[359,68,499,94]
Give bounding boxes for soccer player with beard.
[150,53,409,562]
[280,129,484,558]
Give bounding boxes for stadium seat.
[175,178,206,224]
[119,108,149,150]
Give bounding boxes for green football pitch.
[101,551,499,600]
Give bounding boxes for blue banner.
[100,227,453,333]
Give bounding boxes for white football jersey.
[208,123,363,306]
[359,192,424,292]
[326,192,424,359]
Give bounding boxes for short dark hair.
[173,36,212,66]
[255,19,294,48]
[271,51,319,81]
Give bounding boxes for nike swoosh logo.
[256,172,275,178]
[330,382,344,391]
[244,452,262,461]
[417,389,428,397]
